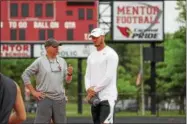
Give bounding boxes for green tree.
[1,59,35,98]
[156,0,186,114]
[157,38,185,113]
[109,44,141,101]
[174,0,186,114]
[176,0,186,24]
[117,65,137,99]
[174,0,186,42]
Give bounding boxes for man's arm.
[22,58,44,100]
[65,63,73,84]
[65,65,73,84]
[94,54,119,92]
[62,59,73,83]
[85,58,91,91]
[66,75,72,83]
[85,58,96,99]
[21,58,39,86]
[25,84,44,100]
[8,83,26,124]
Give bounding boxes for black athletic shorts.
[91,100,115,124]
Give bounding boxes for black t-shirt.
[0,73,17,124]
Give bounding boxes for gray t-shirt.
[22,55,67,100]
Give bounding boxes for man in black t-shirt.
[0,73,26,124]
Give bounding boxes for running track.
[23,117,185,124]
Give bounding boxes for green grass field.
[27,103,185,118]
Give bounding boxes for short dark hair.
[44,38,59,47]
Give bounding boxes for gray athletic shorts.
[34,97,66,124]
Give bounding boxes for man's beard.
[94,44,100,47]
[94,42,102,47]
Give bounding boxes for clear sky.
[164,1,182,33]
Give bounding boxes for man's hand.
[32,91,45,101]
[67,64,73,76]
[26,84,45,101]
[66,64,73,84]
[87,87,96,100]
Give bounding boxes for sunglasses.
[49,59,61,72]
[46,56,61,72]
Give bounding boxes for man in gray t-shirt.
[22,38,73,124]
